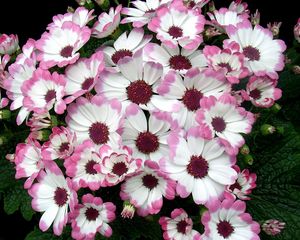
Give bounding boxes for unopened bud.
[240,144,250,155]
[271,103,281,113]
[267,22,282,37]
[67,6,75,13]
[95,0,109,10]
[260,124,276,135]
[121,201,135,219]
[244,154,254,165]
[208,1,215,12]
[75,0,86,6]
[262,219,285,236]
[251,10,260,26]
[292,65,300,75]
[0,109,11,120]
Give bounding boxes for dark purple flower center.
[112,162,128,176]
[85,160,98,175]
[136,131,159,154]
[168,26,183,38]
[243,46,260,61]
[45,90,56,103]
[81,77,94,90]
[89,122,109,145]
[249,88,261,99]
[177,220,189,234]
[142,174,158,189]
[218,62,233,72]
[54,187,68,207]
[59,142,70,153]
[182,88,203,111]
[229,181,242,191]
[85,207,99,221]
[187,155,209,178]
[211,117,226,133]
[111,49,133,64]
[127,80,152,105]
[217,221,234,238]
[60,45,73,58]
[169,55,192,71]
[187,0,196,8]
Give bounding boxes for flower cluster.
[0,0,288,239]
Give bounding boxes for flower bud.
[0,109,11,120]
[240,144,250,155]
[95,0,109,10]
[262,219,285,236]
[121,201,135,219]
[251,10,260,26]
[271,103,281,113]
[267,22,282,37]
[294,18,300,43]
[0,34,19,55]
[293,65,300,75]
[244,154,253,165]
[260,124,276,135]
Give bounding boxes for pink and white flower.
[92,5,122,38]
[28,163,77,236]
[22,68,66,114]
[36,22,91,69]
[26,112,52,131]
[201,198,260,240]
[262,219,285,236]
[161,129,237,205]
[66,96,122,147]
[71,194,116,239]
[228,0,249,16]
[196,94,255,154]
[120,160,176,216]
[241,75,282,108]
[0,33,19,55]
[294,18,300,43]
[225,20,286,79]
[148,0,205,49]
[15,38,37,65]
[0,54,10,108]
[159,208,201,240]
[225,166,257,200]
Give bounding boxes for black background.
[0,0,298,239]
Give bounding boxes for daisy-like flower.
[161,129,237,205]
[0,33,19,55]
[241,75,282,108]
[66,95,122,147]
[195,94,255,154]
[36,22,91,69]
[92,5,122,38]
[157,68,231,130]
[225,166,257,200]
[42,127,76,161]
[64,140,105,190]
[100,28,151,69]
[120,160,176,216]
[203,42,249,84]
[201,198,260,240]
[144,43,207,74]
[71,194,116,239]
[225,20,286,79]
[64,51,104,103]
[99,144,142,186]
[121,104,172,163]
[121,0,171,28]
[148,0,205,50]
[28,163,77,236]
[26,112,52,131]
[22,68,66,114]
[159,208,201,240]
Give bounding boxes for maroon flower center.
[112,162,128,176]
[218,62,233,72]
[81,77,94,90]
[85,160,98,175]
[169,55,192,71]
[59,142,70,153]
[243,46,260,61]
[187,0,196,8]
[211,117,226,133]
[89,122,109,145]
[142,174,158,190]
[111,49,133,64]
[45,90,56,103]
[136,131,159,154]
[187,155,209,178]
[229,181,242,191]
[177,220,189,234]
[217,221,234,238]
[126,80,153,105]
[249,88,261,99]
[168,26,183,38]
[85,207,99,221]
[60,45,73,58]
[182,88,203,111]
[54,187,68,207]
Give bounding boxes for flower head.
[0,33,19,55]
[262,219,285,236]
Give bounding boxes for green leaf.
[25,226,72,240]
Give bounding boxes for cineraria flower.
[121,104,172,162]
[36,22,91,69]
[121,0,171,28]
[66,96,122,147]
[26,112,52,131]
[65,140,105,190]
[201,198,260,240]
[71,194,116,239]
[161,129,237,204]
[14,139,44,189]
[121,201,135,219]
[120,160,176,216]
[144,43,207,74]
[225,166,257,200]
[101,28,151,69]
[157,68,231,130]
[15,38,37,65]
[148,0,205,49]
[241,75,282,108]
[225,20,286,79]
[22,68,66,114]
[203,42,249,84]
[64,51,104,103]
[99,144,142,186]
[28,163,77,235]
[195,94,255,154]
[0,33,19,55]
[42,127,76,160]
[228,0,249,16]
[262,219,285,236]
[159,208,201,240]
[92,5,122,38]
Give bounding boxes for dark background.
[0,0,298,239]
